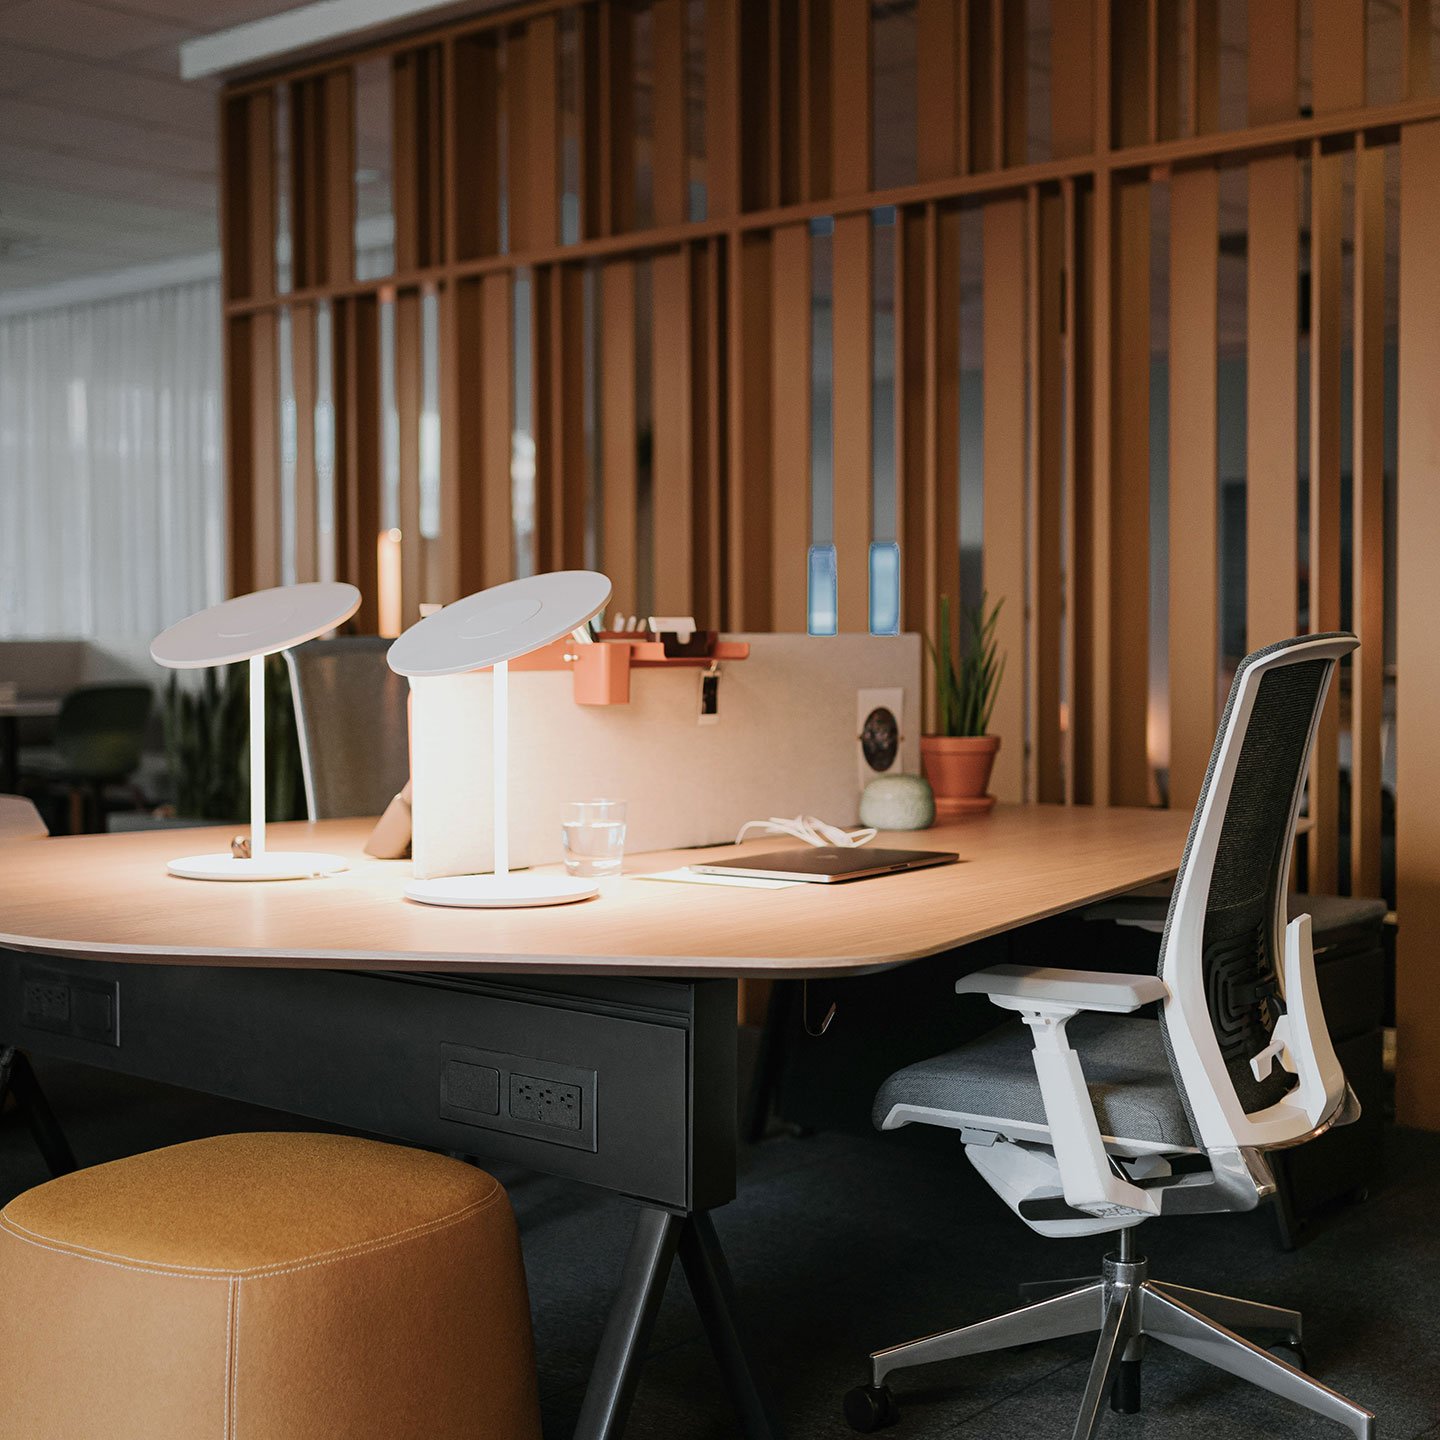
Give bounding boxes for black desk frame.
[0,953,782,1440]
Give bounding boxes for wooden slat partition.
[770,222,811,631]
[1351,139,1387,899]
[1167,165,1219,811]
[601,260,639,615]
[1307,145,1344,893]
[1030,188,1065,803]
[1245,155,1299,648]
[333,296,381,632]
[831,213,872,631]
[291,304,318,582]
[544,265,587,571]
[213,0,1440,1116]
[983,197,1027,802]
[1105,175,1151,807]
[651,248,694,612]
[480,273,515,587]
[1397,120,1440,1129]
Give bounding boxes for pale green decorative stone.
[859,775,935,831]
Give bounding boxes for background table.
[0,695,61,792]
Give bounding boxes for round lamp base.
[404,874,600,909]
[167,852,350,882]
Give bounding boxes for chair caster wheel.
[844,1383,899,1431]
[1273,1340,1310,1373]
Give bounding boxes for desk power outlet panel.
[439,1042,597,1152]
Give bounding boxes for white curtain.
[0,280,224,639]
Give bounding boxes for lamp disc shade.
[387,571,612,676]
[151,583,362,669]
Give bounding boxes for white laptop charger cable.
[734,815,877,848]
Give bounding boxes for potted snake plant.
[921,592,1005,818]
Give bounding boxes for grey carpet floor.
[2,1058,1435,1439]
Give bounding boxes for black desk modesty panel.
[0,956,738,1214]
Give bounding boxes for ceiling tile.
[109,0,306,31]
[0,0,190,62]
[13,50,216,131]
[0,95,214,175]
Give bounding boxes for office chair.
[26,684,152,832]
[285,636,410,820]
[845,633,1375,1440]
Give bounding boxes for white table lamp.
[151,582,361,881]
[387,570,612,908]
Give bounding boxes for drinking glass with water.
[560,800,627,878]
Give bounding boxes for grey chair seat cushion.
[873,1014,1196,1148]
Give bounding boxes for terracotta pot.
[921,734,1001,817]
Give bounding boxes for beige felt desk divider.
[408,634,921,882]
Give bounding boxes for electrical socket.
[509,1074,582,1130]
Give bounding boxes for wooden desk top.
[0,806,1191,978]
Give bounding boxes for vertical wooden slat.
[1245,156,1299,648]
[831,213,872,632]
[1351,139,1386,899]
[1307,144,1344,893]
[692,240,725,626]
[1312,0,1367,112]
[1031,188,1065,803]
[967,0,995,173]
[291,304,318,583]
[1396,120,1440,1129]
[1050,0,1094,158]
[898,206,928,635]
[652,248,694,613]
[547,265,588,571]
[651,0,687,226]
[1107,176,1151,806]
[705,0,739,218]
[336,296,381,632]
[600,2,636,234]
[801,0,832,202]
[1189,0,1220,135]
[322,70,354,282]
[453,37,501,259]
[396,289,423,625]
[480,273,514,587]
[1154,0,1181,142]
[995,0,1026,168]
[249,312,281,591]
[1247,0,1298,123]
[392,58,420,273]
[1168,166,1219,812]
[1404,0,1433,98]
[982,197,1027,802]
[1111,1,1151,148]
[526,15,560,249]
[727,234,773,628]
[1064,178,1092,803]
[526,265,550,580]
[602,261,639,616]
[830,0,870,196]
[224,318,255,592]
[770,223,811,631]
[916,0,959,181]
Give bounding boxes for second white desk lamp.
[387,570,612,908]
[151,582,361,881]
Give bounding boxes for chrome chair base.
[845,1235,1375,1439]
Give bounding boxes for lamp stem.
[249,653,267,858]
[493,658,509,878]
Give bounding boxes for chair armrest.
[955,964,1169,1016]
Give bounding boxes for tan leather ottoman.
[0,1132,542,1440]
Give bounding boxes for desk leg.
[678,1211,784,1438]
[573,1207,683,1440]
[572,1206,784,1440]
[0,1047,77,1177]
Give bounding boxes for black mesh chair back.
[285,637,410,820]
[1157,632,1356,1140]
